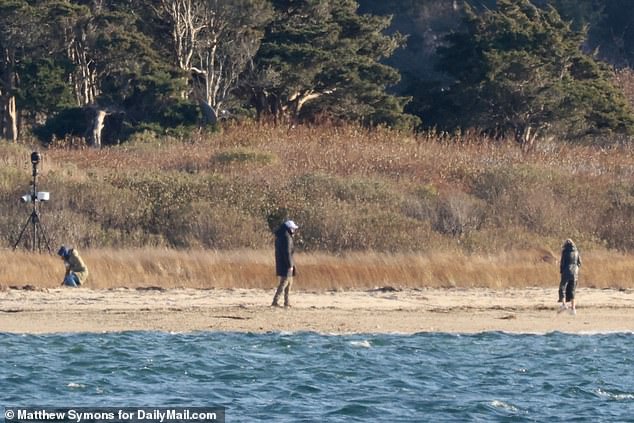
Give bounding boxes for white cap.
[284,220,299,231]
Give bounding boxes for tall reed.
[3,249,633,291]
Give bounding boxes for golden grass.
[2,248,633,291]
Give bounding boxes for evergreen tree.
[251,0,418,129]
[0,0,49,141]
[40,0,191,145]
[589,0,634,67]
[435,0,634,144]
[16,57,75,119]
[16,1,88,123]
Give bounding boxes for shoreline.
[1,287,634,335]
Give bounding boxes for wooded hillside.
[0,0,632,147]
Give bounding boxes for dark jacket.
[275,224,294,277]
[560,243,581,280]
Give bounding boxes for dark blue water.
[2,331,634,422]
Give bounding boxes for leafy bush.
[433,190,485,237]
[214,149,276,166]
[34,107,90,143]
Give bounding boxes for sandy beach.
[1,286,633,334]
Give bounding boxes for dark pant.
[558,276,577,302]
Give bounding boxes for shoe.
[569,308,576,316]
[557,303,567,314]
[284,303,291,308]
[271,302,282,307]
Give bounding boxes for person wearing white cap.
[271,220,299,307]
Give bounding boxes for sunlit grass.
[3,248,633,291]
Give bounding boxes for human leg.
[558,277,566,303]
[272,277,289,306]
[283,276,293,307]
[63,273,79,287]
[566,277,577,314]
[558,277,569,312]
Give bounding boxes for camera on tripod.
[12,150,52,253]
[21,192,50,203]
[20,152,50,202]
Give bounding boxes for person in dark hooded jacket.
[558,239,581,315]
[271,220,298,307]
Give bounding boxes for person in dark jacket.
[271,220,299,307]
[558,239,581,315]
[58,245,89,287]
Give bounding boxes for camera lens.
[31,151,41,164]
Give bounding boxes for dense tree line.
[362,0,634,143]
[0,0,632,146]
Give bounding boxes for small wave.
[578,331,634,336]
[3,331,634,421]
[67,382,85,389]
[490,400,519,412]
[596,388,634,401]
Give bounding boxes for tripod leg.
[13,214,34,250]
[36,218,53,254]
[31,211,52,254]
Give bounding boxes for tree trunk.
[198,100,218,126]
[69,34,98,106]
[5,95,17,142]
[515,125,539,152]
[289,90,322,123]
[89,109,108,148]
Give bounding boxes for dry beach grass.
[3,248,634,291]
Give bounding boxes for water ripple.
[2,331,634,421]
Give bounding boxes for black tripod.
[13,152,52,253]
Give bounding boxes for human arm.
[559,253,565,274]
[286,234,295,277]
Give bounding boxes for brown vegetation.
[1,122,634,289]
[3,248,634,291]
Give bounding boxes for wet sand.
[1,287,633,334]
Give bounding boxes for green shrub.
[433,190,486,237]
[214,149,276,166]
[183,203,271,249]
[401,184,439,222]
[290,173,401,205]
